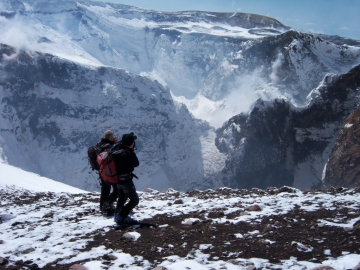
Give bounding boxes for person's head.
[103,130,118,143]
[122,132,137,148]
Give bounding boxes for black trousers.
[116,180,139,219]
[100,178,118,209]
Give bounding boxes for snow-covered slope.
[0,162,85,193]
[1,163,360,269]
[1,0,359,129]
[1,0,360,191]
[0,44,225,192]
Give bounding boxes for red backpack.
[97,149,122,184]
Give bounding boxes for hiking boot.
[122,216,139,225]
[106,207,116,215]
[101,202,116,217]
[102,210,114,217]
[109,204,116,211]
[102,201,115,212]
[114,214,138,225]
[114,213,123,224]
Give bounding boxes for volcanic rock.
[323,106,360,188]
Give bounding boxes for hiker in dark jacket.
[113,132,140,225]
[97,130,119,215]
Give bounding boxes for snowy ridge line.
[1,181,360,269]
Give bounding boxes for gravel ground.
[1,187,360,270]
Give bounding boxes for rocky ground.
[1,186,360,269]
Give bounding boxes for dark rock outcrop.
[216,99,295,189]
[216,64,360,189]
[323,106,360,188]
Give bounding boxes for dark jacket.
[113,143,139,180]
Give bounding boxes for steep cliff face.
[1,0,359,124]
[215,100,295,189]
[0,44,221,191]
[1,0,360,191]
[216,64,360,189]
[323,107,360,188]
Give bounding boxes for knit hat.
[103,130,114,139]
[122,132,137,146]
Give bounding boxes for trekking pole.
[89,170,101,188]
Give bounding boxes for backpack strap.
[100,143,112,151]
[111,149,124,155]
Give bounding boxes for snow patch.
[0,162,86,193]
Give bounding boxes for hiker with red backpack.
[112,132,140,225]
[88,131,141,223]
[91,130,119,215]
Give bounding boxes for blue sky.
[97,0,360,40]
